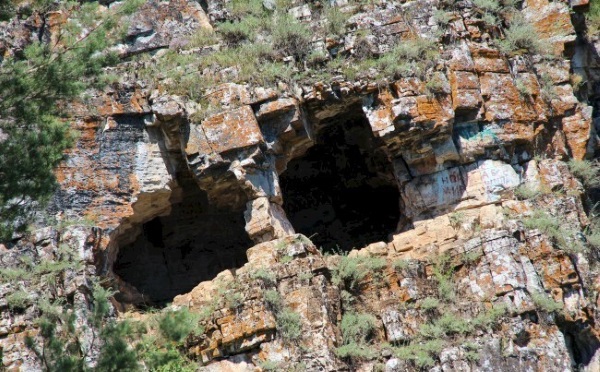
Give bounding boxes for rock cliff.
[2,0,600,371]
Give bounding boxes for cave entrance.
[279,108,401,253]
[112,180,253,306]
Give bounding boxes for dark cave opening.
[279,110,401,253]
[112,182,253,306]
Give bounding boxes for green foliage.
[568,159,600,188]
[514,184,541,200]
[425,73,448,97]
[531,292,563,314]
[449,211,466,228]
[463,342,480,362]
[324,6,349,37]
[298,271,314,282]
[218,17,262,45]
[473,0,500,12]
[276,308,302,342]
[432,254,455,302]
[272,14,312,60]
[0,0,141,240]
[332,255,387,291]
[394,340,444,368]
[258,360,280,371]
[498,15,543,55]
[587,0,600,37]
[586,229,600,251]
[157,308,200,343]
[335,342,377,360]
[280,254,294,263]
[393,259,409,271]
[373,38,439,79]
[420,297,441,311]
[434,9,453,30]
[340,313,377,345]
[522,209,585,254]
[336,313,377,360]
[6,289,31,310]
[229,0,269,19]
[263,289,282,310]
[96,320,141,372]
[251,268,277,287]
[538,73,557,102]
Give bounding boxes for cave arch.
[279,109,401,253]
[112,179,252,306]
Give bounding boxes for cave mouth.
[112,181,253,306]
[279,110,401,253]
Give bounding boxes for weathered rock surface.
[2,0,600,370]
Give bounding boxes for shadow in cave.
[113,180,253,306]
[279,109,401,253]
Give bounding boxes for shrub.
[434,9,453,30]
[276,309,302,341]
[324,5,349,37]
[586,230,600,251]
[251,268,277,287]
[471,304,506,329]
[420,297,441,311]
[514,184,540,200]
[449,211,465,228]
[280,254,293,263]
[523,209,562,241]
[340,313,377,344]
[157,307,199,343]
[394,340,444,368]
[229,0,268,18]
[376,38,439,79]
[336,313,377,360]
[432,254,455,301]
[531,292,563,313]
[463,342,480,362]
[7,289,31,310]
[570,73,584,93]
[264,289,282,310]
[393,259,409,271]
[258,360,280,371]
[498,15,542,55]
[462,250,483,265]
[473,0,500,12]
[568,159,600,188]
[218,18,259,45]
[335,342,377,360]
[425,73,448,98]
[272,14,312,60]
[298,271,314,282]
[587,0,600,37]
[515,78,530,97]
[539,73,557,102]
[187,28,219,48]
[332,255,387,290]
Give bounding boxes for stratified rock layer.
[2,0,600,370]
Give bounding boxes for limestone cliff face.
[2,0,600,371]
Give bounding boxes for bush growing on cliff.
[332,255,387,291]
[531,292,563,314]
[587,0,600,37]
[158,307,200,343]
[276,308,302,342]
[498,15,542,55]
[335,312,378,360]
[272,14,312,60]
[568,159,600,188]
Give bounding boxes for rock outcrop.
[2,0,600,370]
